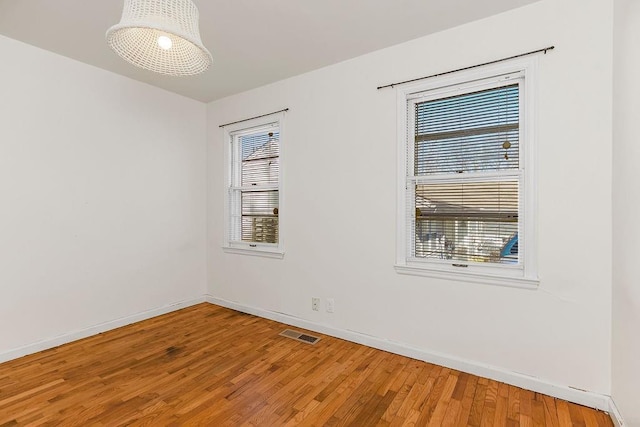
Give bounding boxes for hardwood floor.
[0,303,612,426]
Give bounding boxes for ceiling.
[0,1,540,103]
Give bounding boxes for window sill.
[223,246,284,259]
[394,264,539,289]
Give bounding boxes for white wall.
[0,35,207,359]
[207,0,613,397]
[613,0,640,424]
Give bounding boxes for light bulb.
[157,35,172,50]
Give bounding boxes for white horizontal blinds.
[241,190,279,243]
[410,80,522,265]
[414,181,519,263]
[229,128,279,244]
[241,132,279,186]
[414,84,520,175]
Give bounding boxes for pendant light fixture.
[106,0,212,76]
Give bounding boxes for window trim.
[395,57,538,287]
[222,111,285,258]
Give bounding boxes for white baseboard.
[608,397,626,426]
[0,296,206,364]
[205,295,611,412]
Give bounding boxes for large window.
[396,61,537,287]
[224,113,284,257]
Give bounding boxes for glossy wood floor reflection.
[0,304,612,426]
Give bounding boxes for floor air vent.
[279,329,321,345]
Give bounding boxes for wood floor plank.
[454,373,479,426]
[507,385,521,425]
[425,371,458,426]
[540,394,560,427]
[567,401,587,427]
[520,389,534,427]
[493,381,510,427]
[469,380,489,426]
[480,380,500,427]
[0,304,614,426]
[532,397,546,427]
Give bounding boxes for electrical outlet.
[326,298,335,313]
[312,297,320,311]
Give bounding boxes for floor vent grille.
[279,329,321,345]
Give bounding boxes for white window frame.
[395,57,539,288]
[223,111,285,258]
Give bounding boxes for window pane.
[414,180,518,264]
[241,131,279,186]
[241,190,279,243]
[415,84,519,175]
[243,158,279,186]
[241,217,279,243]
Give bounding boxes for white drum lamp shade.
[106,0,212,76]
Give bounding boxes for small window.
[396,60,538,287]
[223,113,284,257]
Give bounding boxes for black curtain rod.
[376,46,555,90]
[219,108,289,128]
